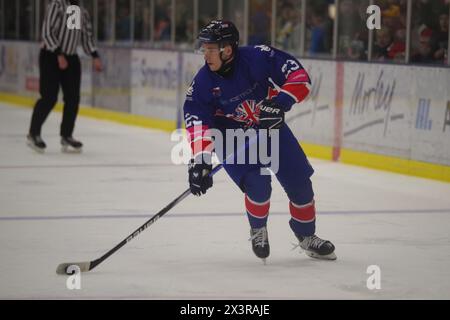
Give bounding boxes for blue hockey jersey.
[183,45,311,158]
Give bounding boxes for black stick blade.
[56,262,91,275]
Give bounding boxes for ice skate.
[293,234,336,260]
[249,226,270,263]
[27,134,46,153]
[61,136,83,153]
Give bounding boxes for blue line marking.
[1,209,449,221]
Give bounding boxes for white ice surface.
[1,103,450,299]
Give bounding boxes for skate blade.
[27,141,45,154]
[61,146,83,154]
[305,251,337,260]
[261,258,267,265]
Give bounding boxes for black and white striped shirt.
[42,0,98,57]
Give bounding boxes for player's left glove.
[188,159,213,196]
[258,99,285,129]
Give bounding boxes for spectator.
[308,9,332,55]
[373,27,394,61]
[432,12,449,63]
[382,0,404,33]
[411,27,435,63]
[97,0,113,41]
[347,38,366,60]
[276,2,298,49]
[388,28,406,61]
[248,2,271,45]
[116,5,131,41]
[155,19,171,41]
[154,1,171,42]
[338,0,365,59]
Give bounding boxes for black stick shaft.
[88,188,192,271]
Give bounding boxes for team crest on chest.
[226,100,262,128]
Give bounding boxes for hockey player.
[184,20,336,262]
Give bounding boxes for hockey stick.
[56,133,256,275]
[56,187,192,275]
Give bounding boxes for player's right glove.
[258,99,285,129]
[188,159,213,196]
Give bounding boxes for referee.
[27,0,102,153]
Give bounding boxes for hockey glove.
[258,99,285,129]
[188,159,213,196]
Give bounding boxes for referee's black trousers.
[29,49,81,138]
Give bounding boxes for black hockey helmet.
[197,20,239,49]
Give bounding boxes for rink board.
[0,41,449,181]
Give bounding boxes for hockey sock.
[289,200,316,236]
[245,195,270,229]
